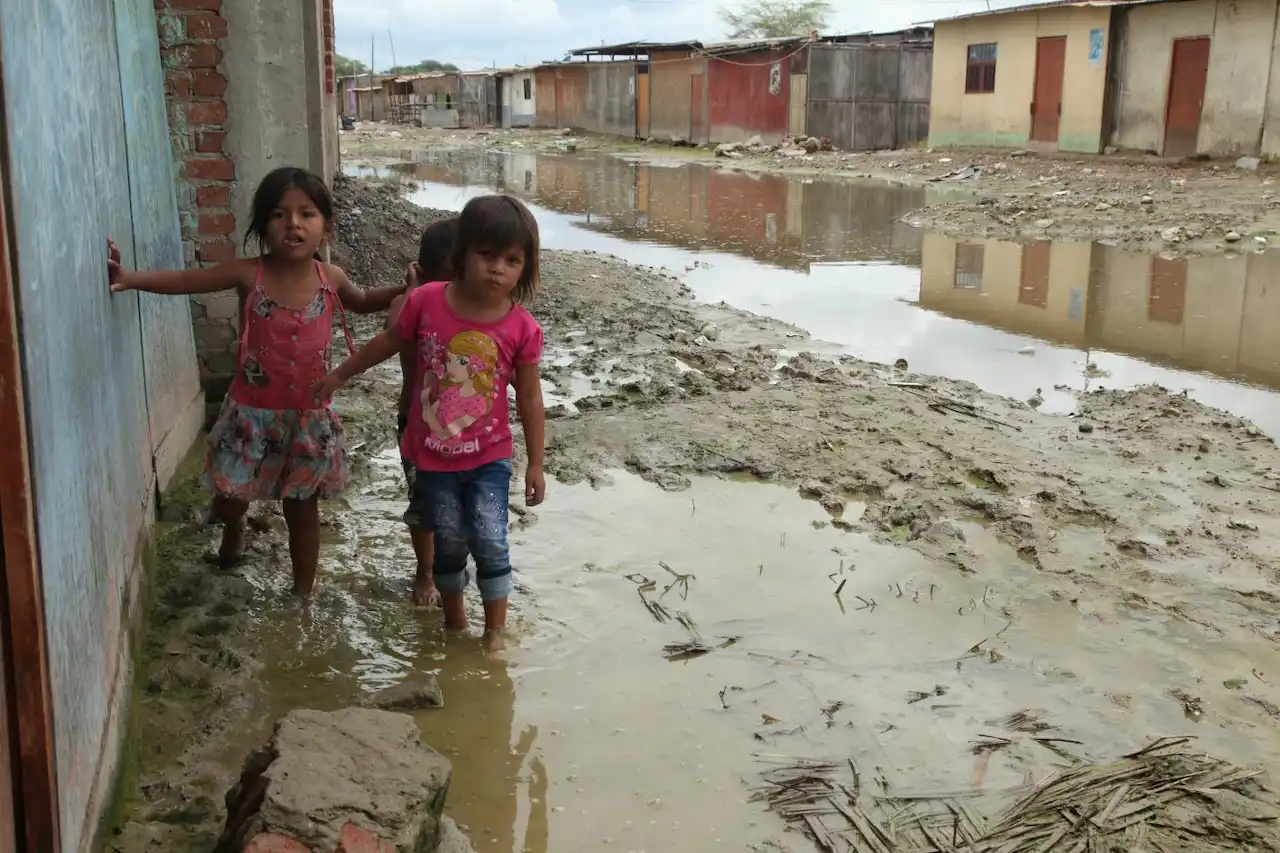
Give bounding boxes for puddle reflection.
[346,149,1280,437]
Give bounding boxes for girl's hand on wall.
[107,239,129,293]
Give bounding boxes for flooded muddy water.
[199,454,1280,852]
[347,149,1280,438]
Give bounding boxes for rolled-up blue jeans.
[411,459,513,602]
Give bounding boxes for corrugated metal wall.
[707,49,792,145]
[584,62,637,137]
[0,0,199,848]
[806,44,933,151]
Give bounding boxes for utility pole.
[370,32,376,120]
[387,29,397,70]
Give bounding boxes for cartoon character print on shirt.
[421,330,500,444]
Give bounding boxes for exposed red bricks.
[322,0,335,95]
[239,824,394,853]
[156,0,234,268]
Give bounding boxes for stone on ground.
[360,672,444,711]
[216,708,451,853]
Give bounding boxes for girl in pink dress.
[316,194,547,645]
[107,167,408,596]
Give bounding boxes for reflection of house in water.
[919,233,1280,389]
[400,152,929,270]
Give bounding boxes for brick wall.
[323,0,335,95]
[155,0,240,395]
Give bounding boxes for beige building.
[929,0,1280,158]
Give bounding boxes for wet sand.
[107,177,1280,852]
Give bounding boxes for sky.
[332,0,1042,72]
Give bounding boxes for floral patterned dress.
[202,261,356,502]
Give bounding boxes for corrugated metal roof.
[921,0,1183,25]
[569,40,702,57]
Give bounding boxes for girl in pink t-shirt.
[316,194,546,645]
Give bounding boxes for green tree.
[334,54,370,77]
[718,0,832,39]
[385,59,461,75]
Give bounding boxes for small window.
[954,243,985,290]
[965,43,997,93]
[523,77,532,100]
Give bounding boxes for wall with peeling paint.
[0,0,203,849]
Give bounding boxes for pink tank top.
[229,261,355,411]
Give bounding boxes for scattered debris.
[753,737,1279,852]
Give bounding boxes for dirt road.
[110,176,1280,852]
[342,123,1280,254]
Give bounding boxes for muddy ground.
[110,175,1280,851]
[342,122,1280,254]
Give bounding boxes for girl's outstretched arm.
[313,328,404,402]
[330,264,408,314]
[107,239,250,295]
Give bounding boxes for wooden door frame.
[1162,36,1210,157]
[0,30,62,853]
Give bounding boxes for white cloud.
[333,0,1058,72]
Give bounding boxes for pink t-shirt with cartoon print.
[395,281,544,473]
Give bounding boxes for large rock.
[216,708,451,853]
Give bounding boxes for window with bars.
[965,43,997,94]
[954,243,985,291]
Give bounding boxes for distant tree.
[385,59,462,75]
[718,0,832,39]
[334,54,370,77]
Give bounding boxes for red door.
[690,75,706,144]
[1031,36,1066,144]
[1164,37,1210,158]
[1020,241,1052,307]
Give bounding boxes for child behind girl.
[315,195,546,643]
[107,166,408,596]
[386,216,460,607]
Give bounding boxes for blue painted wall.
[0,0,199,849]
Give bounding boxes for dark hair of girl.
[418,216,460,281]
[243,167,334,253]
[451,195,540,303]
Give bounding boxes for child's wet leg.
[469,460,515,645]
[410,528,437,606]
[418,470,468,629]
[213,496,249,565]
[282,496,320,596]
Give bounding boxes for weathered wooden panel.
[648,52,702,141]
[554,66,587,129]
[805,42,933,151]
[535,68,558,126]
[854,102,897,151]
[0,0,197,848]
[584,62,636,137]
[118,0,201,482]
[900,46,933,103]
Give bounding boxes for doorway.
[1031,36,1066,145]
[1164,36,1210,158]
[635,69,650,139]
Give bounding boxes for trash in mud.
[657,560,696,600]
[888,382,1023,432]
[662,611,740,662]
[753,736,1280,852]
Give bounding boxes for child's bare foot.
[412,576,441,607]
[291,578,315,598]
[441,592,468,631]
[482,628,507,653]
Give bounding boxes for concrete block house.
[927,0,1280,157]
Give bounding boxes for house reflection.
[396,152,927,271]
[919,233,1280,390]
